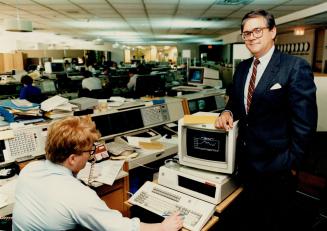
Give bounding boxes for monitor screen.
[178,114,238,174]
[188,96,217,114]
[186,127,226,162]
[51,63,65,73]
[188,67,204,86]
[134,74,165,97]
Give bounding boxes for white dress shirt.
[82,77,102,91]
[12,160,140,231]
[127,74,138,91]
[243,46,275,112]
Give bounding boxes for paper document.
[183,115,217,124]
[41,95,68,112]
[126,136,153,148]
[109,96,126,102]
[139,141,164,150]
[77,160,125,186]
[11,99,33,107]
[0,177,17,213]
[108,101,124,107]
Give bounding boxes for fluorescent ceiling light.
[5,19,32,32]
[93,38,104,45]
[67,20,128,30]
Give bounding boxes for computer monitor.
[188,67,220,87]
[188,67,204,86]
[134,74,165,97]
[178,112,238,174]
[44,62,65,73]
[187,96,218,114]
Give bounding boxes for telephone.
[93,142,110,162]
[106,141,135,157]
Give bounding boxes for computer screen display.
[178,114,238,174]
[134,74,165,97]
[92,110,143,138]
[51,63,65,73]
[188,67,204,86]
[186,127,226,162]
[188,96,217,114]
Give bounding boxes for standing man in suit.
[215,10,317,231]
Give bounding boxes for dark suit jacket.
[226,49,317,175]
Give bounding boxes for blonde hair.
[45,116,101,164]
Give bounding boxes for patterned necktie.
[246,58,260,113]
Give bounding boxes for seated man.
[82,75,102,91]
[19,75,42,103]
[12,116,182,231]
[127,68,138,92]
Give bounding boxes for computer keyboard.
[129,181,215,231]
[171,86,203,92]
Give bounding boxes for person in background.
[126,68,139,92]
[81,70,102,91]
[215,9,317,231]
[26,64,40,80]
[12,116,183,231]
[19,75,42,103]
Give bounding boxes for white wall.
[314,77,327,132]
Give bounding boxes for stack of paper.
[41,95,69,112]
[41,95,78,119]
[0,99,41,117]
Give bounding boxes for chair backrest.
[78,88,110,99]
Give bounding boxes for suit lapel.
[252,50,281,100]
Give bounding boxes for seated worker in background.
[26,64,40,80]
[12,116,183,231]
[19,75,42,103]
[81,70,102,91]
[127,68,139,91]
[127,64,149,92]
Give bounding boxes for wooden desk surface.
[215,187,243,214]
[181,216,219,231]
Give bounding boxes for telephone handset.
[88,158,96,185]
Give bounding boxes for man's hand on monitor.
[215,110,234,131]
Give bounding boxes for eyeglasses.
[241,27,269,41]
[81,144,97,161]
